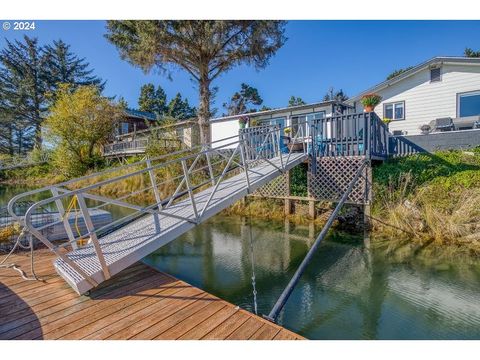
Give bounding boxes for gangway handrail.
[264,159,369,322]
[13,121,309,289]
[6,132,242,223]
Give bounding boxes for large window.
[384,101,405,120]
[291,111,326,136]
[458,91,480,117]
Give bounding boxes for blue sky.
[1,20,480,114]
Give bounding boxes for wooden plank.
[155,301,226,339]
[1,268,162,339]
[130,293,214,339]
[201,311,250,340]
[249,323,281,340]
[226,317,264,340]
[106,286,205,340]
[273,329,300,340]
[0,251,305,340]
[81,281,188,339]
[178,305,239,340]
[39,273,172,339]
[58,277,183,340]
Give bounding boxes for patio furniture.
[453,115,480,130]
[433,117,454,132]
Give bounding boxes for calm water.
[2,185,480,339]
[144,215,480,340]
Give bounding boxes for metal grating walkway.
[54,152,307,295]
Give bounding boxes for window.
[291,112,326,137]
[120,122,129,134]
[383,101,405,120]
[458,91,480,117]
[430,67,441,82]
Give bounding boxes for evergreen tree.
[138,83,167,115]
[106,20,286,144]
[323,88,349,102]
[43,39,104,93]
[288,96,306,107]
[0,36,103,154]
[464,48,480,57]
[166,93,196,119]
[0,36,49,149]
[224,83,263,115]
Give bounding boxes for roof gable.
[348,56,480,103]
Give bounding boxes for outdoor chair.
[433,117,454,132]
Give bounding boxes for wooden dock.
[0,250,304,340]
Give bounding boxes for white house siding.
[353,64,480,135]
[210,119,240,148]
[209,104,334,146]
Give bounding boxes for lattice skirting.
[251,172,289,198]
[308,156,370,205]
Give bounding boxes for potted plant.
[238,116,248,129]
[361,93,382,112]
[419,124,431,135]
[249,118,259,127]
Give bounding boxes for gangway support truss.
[8,123,308,295]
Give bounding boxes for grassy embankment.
[371,148,480,253]
[2,149,480,252]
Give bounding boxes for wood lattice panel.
[308,156,370,204]
[252,172,289,197]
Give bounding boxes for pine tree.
[224,83,263,115]
[43,39,104,93]
[167,93,196,120]
[0,36,49,149]
[288,96,306,107]
[106,20,286,144]
[138,83,167,115]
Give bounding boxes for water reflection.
[145,215,480,340]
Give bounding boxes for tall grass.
[372,149,480,251]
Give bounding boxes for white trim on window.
[383,101,405,121]
[457,90,480,118]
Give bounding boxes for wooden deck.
[0,250,304,340]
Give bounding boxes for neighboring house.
[210,100,350,146]
[116,109,158,136]
[347,57,480,135]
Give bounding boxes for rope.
[62,194,85,246]
[0,194,82,282]
[0,226,41,281]
[246,203,259,315]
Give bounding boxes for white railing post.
[181,159,199,222]
[200,145,239,217]
[276,126,284,170]
[239,140,251,191]
[146,159,162,232]
[51,187,78,250]
[204,145,216,186]
[76,193,111,280]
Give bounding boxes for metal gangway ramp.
[8,123,308,295]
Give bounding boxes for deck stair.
[8,123,308,295]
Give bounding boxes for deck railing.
[309,112,389,159]
[102,136,183,156]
